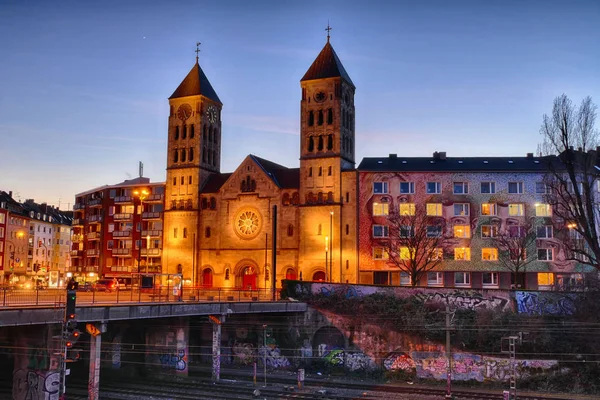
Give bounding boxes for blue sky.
[0,0,598,209]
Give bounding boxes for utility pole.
[502,334,523,400]
[445,300,453,399]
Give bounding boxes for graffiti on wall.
[159,349,187,371]
[13,370,60,400]
[515,291,576,316]
[383,352,416,372]
[150,328,188,374]
[318,345,377,371]
[412,291,510,311]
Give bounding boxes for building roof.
[169,61,221,103]
[252,155,299,189]
[201,173,232,193]
[301,41,354,87]
[358,153,559,173]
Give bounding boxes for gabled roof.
[201,173,232,193]
[169,62,221,103]
[251,155,299,189]
[301,41,354,87]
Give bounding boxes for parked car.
[94,279,119,292]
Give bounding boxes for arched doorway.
[313,326,346,357]
[202,268,213,288]
[312,271,326,282]
[241,266,257,290]
[285,268,297,280]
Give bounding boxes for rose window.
[235,209,261,239]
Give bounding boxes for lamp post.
[325,236,329,282]
[329,211,333,282]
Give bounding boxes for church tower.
[163,50,222,280]
[298,32,358,283]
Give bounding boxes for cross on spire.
[195,42,201,63]
[325,22,332,42]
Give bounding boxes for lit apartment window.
[537,225,553,239]
[373,202,389,216]
[481,225,499,238]
[400,272,411,286]
[454,247,471,261]
[482,248,498,261]
[426,203,442,216]
[454,272,471,286]
[482,272,499,287]
[535,203,552,217]
[373,225,389,238]
[373,182,388,194]
[399,247,412,259]
[453,182,469,194]
[481,203,497,216]
[427,272,443,286]
[426,226,442,238]
[373,247,388,260]
[538,248,553,261]
[536,182,550,194]
[400,182,415,194]
[454,203,469,216]
[426,182,441,194]
[453,225,470,238]
[430,248,443,261]
[508,203,524,216]
[399,203,416,216]
[508,182,524,194]
[538,272,555,286]
[480,182,496,194]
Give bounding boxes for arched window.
[292,192,299,205]
[186,199,193,209]
[317,192,324,203]
[178,200,185,210]
[317,224,322,235]
[327,134,333,150]
[327,108,333,124]
[327,192,334,203]
[328,166,332,176]
[213,129,218,143]
[208,150,213,165]
[313,271,326,282]
[183,227,188,238]
[181,149,186,162]
[205,227,211,238]
[318,110,324,125]
[308,111,314,126]
[175,126,179,140]
[182,125,187,139]
[346,192,350,203]
[346,224,350,235]
[318,136,324,151]
[308,137,314,152]
[210,197,216,209]
[170,200,176,210]
[173,150,179,163]
[189,148,194,161]
[212,150,217,166]
[285,268,297,280]
[208,127,213,143]
[173,177,177,185]
[203,125,207,142]
[201,197,208,209]
[224,268,230,280]
[202,148,207,163]
[308,167,312,177]
[190,124,194,138]
[282,193,290,205]
[318,167,322,176]
[307,192,315,204]
[287,224,294,236]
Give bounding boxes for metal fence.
[0,287,280,308]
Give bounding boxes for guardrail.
[0,287,281,308]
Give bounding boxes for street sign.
[208,315,221,325]
[86,323,101,337]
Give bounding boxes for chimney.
[439,152,447,160]
[8,191,12,198]
[389,154,397,159]
[42,203,48,213]
[526,153,533,158]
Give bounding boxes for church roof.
[169,62,221,103]
[301,41,354,87]
[201,173,232,193]
[251,155,300,189]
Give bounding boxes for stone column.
[211,319,222,381]
[88,323,105,400]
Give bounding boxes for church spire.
[195,42,201,63]
[169,44,221,103]
[300,30,354,87]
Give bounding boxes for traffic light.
[66,348,81,362]
[64,284,81,355]
[65,289,76,320]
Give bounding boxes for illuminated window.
[537,272,555,286]
[481,203,497,216]
[537,248,553,261]
[537,225,553,239]
[400,272,411,286]
[481,225,498,238]
[426,226,442,238]
[453,182,468,194]
[535,204,552,217]
[399,203,415,215]
[426,203,443,216]
[399,247,412,259]
[427,272,443,286]
[508,182,524,194]
[373,202,389,216]
[454,247,471,260]
[373,182,388,194]
[454,203,469,216]
[400,182,415,194]
[454,272,470,286]
[508,203,524,216]
[453,225,470,238]
[373,247,388,260]
[480,182,496,194]
[426,182,441,194]
[482,272,498,286]
[373,225,389,238]
[430,248,443,260]
[482,248,498,261]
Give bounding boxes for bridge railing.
[0,286,281,308]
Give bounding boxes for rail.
[0,286,281,308]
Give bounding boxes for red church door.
[285,268,297,280]
[202,268,213,288]
[312,271,326,282]
[242,266,257,290]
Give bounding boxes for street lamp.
[133,189,149,275]
[329,211,333,282]
[325,236,329,282]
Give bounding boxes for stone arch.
[312,326,346,358]
[311,270,327,282]
[234,259,260,289]
[201,265,214,288]
[284,266,297,280]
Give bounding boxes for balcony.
[72,218,84,226]
[87,215,102,224]
[142,212,162,220]
[71,250,82,257]
[88,198,102,207]
[73,203,84,210]
[112,230,132,238]
[87,249,100,257]
[87,232,100,240]
[112,248,132,257]
[114,196,133,204]
[141,248,161,256]
[145,194,164,203]
[84,266,98,273]
[113,213,132,221]
[141,229,162,237]
[109,265,133,273]
[72,234,84,243]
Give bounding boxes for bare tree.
[540,94,600,271]
[489,219,538,289]
[376,204,450,287]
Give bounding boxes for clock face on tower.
[177,104,192,121]
[314,91,326,103]
[206,105,218,124]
